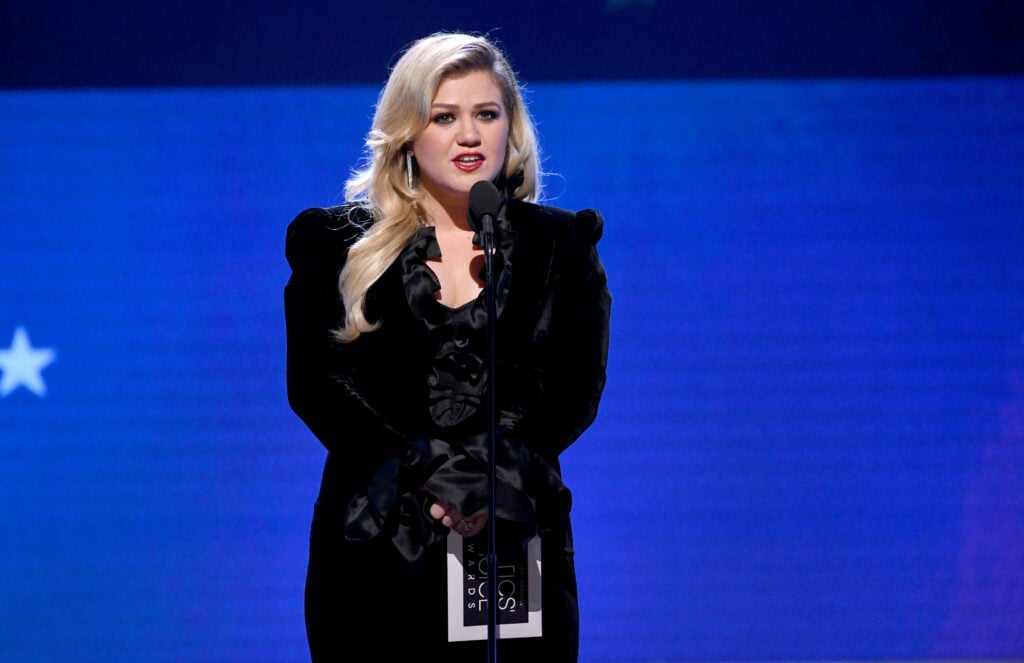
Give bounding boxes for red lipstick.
[453,152,485,172]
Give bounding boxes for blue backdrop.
[2,75,1023,661]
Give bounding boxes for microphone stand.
[469,179,503,663]
[480,214,499,663]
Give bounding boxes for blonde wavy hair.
[335,32,542,342]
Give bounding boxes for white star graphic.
[0,327,57,397]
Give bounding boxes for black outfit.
[284,197,610,662]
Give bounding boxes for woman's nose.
[457,120,481,146]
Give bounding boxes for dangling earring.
[405,150,415,189]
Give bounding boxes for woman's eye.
[432,113,454,125]
[477,110,499,121]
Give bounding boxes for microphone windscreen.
[469,180,501,229]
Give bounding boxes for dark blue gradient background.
[2,35,1023,663]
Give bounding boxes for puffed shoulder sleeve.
[283,206,408,472]
[524,208,611,457]
[285,206,361,274]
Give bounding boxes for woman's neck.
[419,190,472,232]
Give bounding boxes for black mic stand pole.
[481,213,499,663]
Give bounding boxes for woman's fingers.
[453,513,487,537]
[428,501,449,520]
[429,501,487,536]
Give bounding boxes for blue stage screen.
[1,76,1022,661]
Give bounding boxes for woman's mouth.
[453,153,484,172]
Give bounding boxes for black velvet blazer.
[284,199,611,548]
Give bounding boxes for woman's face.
[412,70,509,205]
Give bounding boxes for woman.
[284,32,610,662]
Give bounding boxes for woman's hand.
[429,500,487,537]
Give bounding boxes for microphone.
[468,180,501,241]
[469,178,502,660]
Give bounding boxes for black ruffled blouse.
[285,198,610,574]
[343,212,572,568]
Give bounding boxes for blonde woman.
[284,32,610,662]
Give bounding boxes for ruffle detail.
[342,197,570,570]
[343,430,572,568]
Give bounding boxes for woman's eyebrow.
[430,101,502,109]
